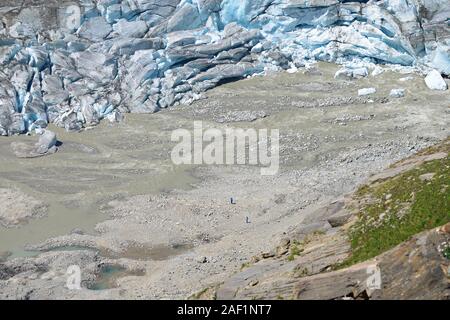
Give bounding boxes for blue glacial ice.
[0,0,448,135]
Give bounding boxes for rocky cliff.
[1,0,449,135]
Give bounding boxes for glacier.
[0,0,449,135]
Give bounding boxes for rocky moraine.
[0,0,449,300]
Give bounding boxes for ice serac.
[0,0,448,135]
[425,69,448,91]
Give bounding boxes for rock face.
[215,222,450,300]
[208,141,450,300]
[0,0,449,135]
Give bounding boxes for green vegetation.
[287,241,304,261]
[240,262,252,270]
[443,246,450,260]
[343,150,450,267]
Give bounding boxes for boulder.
[334,67,368,80]
[11,129,58,158]
[358,88,377,96]
[425,70,448,91]
[36,129,57,153]
[389,88,406,98]
[327,213,353,228]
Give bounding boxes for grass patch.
[287,241,304,261]
[342,154,450,267]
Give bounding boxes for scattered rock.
[214,110,267,123]
[399,76,414,82]
[441,223,450,234]
[352,67,369,78]
[197,256,208,264]
[371,66,384,77]
[0,188,48,227]
[358,88,377,96]
[327,213,353,228]
[389,88,405,98]
[419,172,436,181]
[70,228,86,235]
[334,67,368,80]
